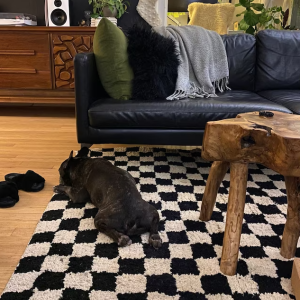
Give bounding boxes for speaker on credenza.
[45,0,70,26]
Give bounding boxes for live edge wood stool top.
[200,111,300,276]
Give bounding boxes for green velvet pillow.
[93,18,133,100]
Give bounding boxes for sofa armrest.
[74,52,107,143]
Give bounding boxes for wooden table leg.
[220,162,248,276]
[200,161,230,221]
[281,176,300,259]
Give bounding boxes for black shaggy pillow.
[126,24,180,100]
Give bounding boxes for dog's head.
[59,148,91,185]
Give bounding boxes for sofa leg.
[81,143,93,149]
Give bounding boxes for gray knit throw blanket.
[154,25,230,100]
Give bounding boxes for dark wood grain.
[0,89,74,104]
[281,176,300,259]
[0,27,96,32]
[202,111,300,177]
[0,54,51,71]
[0,27,96,104]
[0,89,74,97]
[0,96,74,104]
[0,68,36,74]
[201,111,300,276]
[200,161,230,221]
[0,32,50,52]
[0,32,51,90]
[52,34,94,89]
[0,50,35,56]
[220,163,248,276]
[0,72,52,89]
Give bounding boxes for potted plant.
[88,0,129,19]
[235,0,284,35]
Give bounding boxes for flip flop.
[0,181,19,208]
[5,170,45,192]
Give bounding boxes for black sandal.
[5,170,45,192]
[0,181,19,208]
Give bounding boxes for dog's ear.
[75,147,90,158]
[69,151,74,159]
[62,151,73,170]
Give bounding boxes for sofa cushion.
[126,23,179,100]
[256,30,300,92]
[221,34,256,91]
[93,18,133,100]
[258,90,300,114]
[88,91,291,130]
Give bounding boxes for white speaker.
[45,0,70,27]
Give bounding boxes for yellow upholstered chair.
[188,3,235,35]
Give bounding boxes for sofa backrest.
[256,30,300,91]
[222,34,256,91]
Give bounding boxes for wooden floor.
[0,106,109,294]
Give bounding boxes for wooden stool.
[200,111,300,276]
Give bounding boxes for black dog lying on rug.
[54,148,162,248]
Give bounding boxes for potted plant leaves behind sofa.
[88,0,129,18]
[235,0,284,34]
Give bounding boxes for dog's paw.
[53,185,66,194]
[118,235,132,247]
[149,233,162,249]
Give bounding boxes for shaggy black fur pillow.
[126,24,180,100]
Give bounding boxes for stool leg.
[220,162,248,276]
[281,176,300,259]
[200,161,230,221]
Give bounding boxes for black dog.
[54,148,162,248]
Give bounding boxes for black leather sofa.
[75,30,300,147]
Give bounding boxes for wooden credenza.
[0,26,96,104]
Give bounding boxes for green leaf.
[239,19,250,30]
[235,3,242,6]
[246,26,255,34]
[239,0,251,8]
[89,0,128,19]
[259,13,269,24]
[250,3,264,11]
[244,10,259,26]
[274,18,281,24]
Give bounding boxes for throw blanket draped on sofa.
[154,25,230,100]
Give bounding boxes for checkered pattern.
[0,147,297,300]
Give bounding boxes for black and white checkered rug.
[1,147,297,300]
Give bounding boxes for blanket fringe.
[166,77,230,101]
